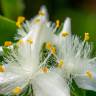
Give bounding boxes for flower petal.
[32,72,70,96]
[58,17,72,58]
[0,72,28,95]
[61,17,71,34]
[75,75,96,91]
[15,6,48,46]
[74,63,96,91]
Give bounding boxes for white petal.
[74,63,96,91]
[39,5,48,22]
[16,5,48,42]
[58,17,72,58]
[31,5,48,25]
[32,72,70,96]
[61,17,71,35]
[5,42,39,73]
[0,72,28,95]
[35,24,54,49]
[75,75,96,91]
[52,34,60,46]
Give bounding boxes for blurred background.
[1,0,96,32]
[0,0,96,44]
[0,0,96,96]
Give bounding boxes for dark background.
[0,0,96,39]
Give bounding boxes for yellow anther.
[62,32,69,37]
[17,39,23,45]
[0,65,5,72]
[41,67,49,73]
[16,16,25,28]
[46,42,56,54]
[85,70,92,79]
[27,39,33,44]
[16,22,21,28]
[84,32,89,41]
[12,87,22,95]
[51,47,56,54]
[17,16,25,23]
[4,41,12,47]
[58,59,64,68]
[46,42,52,50]
[56,20,60,28]
[39,11,45,16]
[35,19,40,23]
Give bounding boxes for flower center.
[66,62,74,75]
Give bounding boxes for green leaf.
[86,90,96,96]
[1,0,25,20]
[71,80,86,96]
[0,16,16,45]
[19,85,32,96]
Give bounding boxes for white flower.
[15,6,56,52]
[0,6,70,96]
[55,17,96,91]
[0,42,70,96]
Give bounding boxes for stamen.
[12,87,22,95]
[16,22,21,28]
[0,65,5,72]
[35,19,40,23]
[51,47,56,54]
[17,39,23,45]
[56,20,60,28]
[85,70,92,79]
[46,42,56,54]
[58,59,64,68]
[62,32,69,37]
[41,67,49,73]
[84,32,89,41]
[16,16,25,28]
[27,39,33,44]
[39,11,45,16]
[4,41,12,47]
[46,42,52,50]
